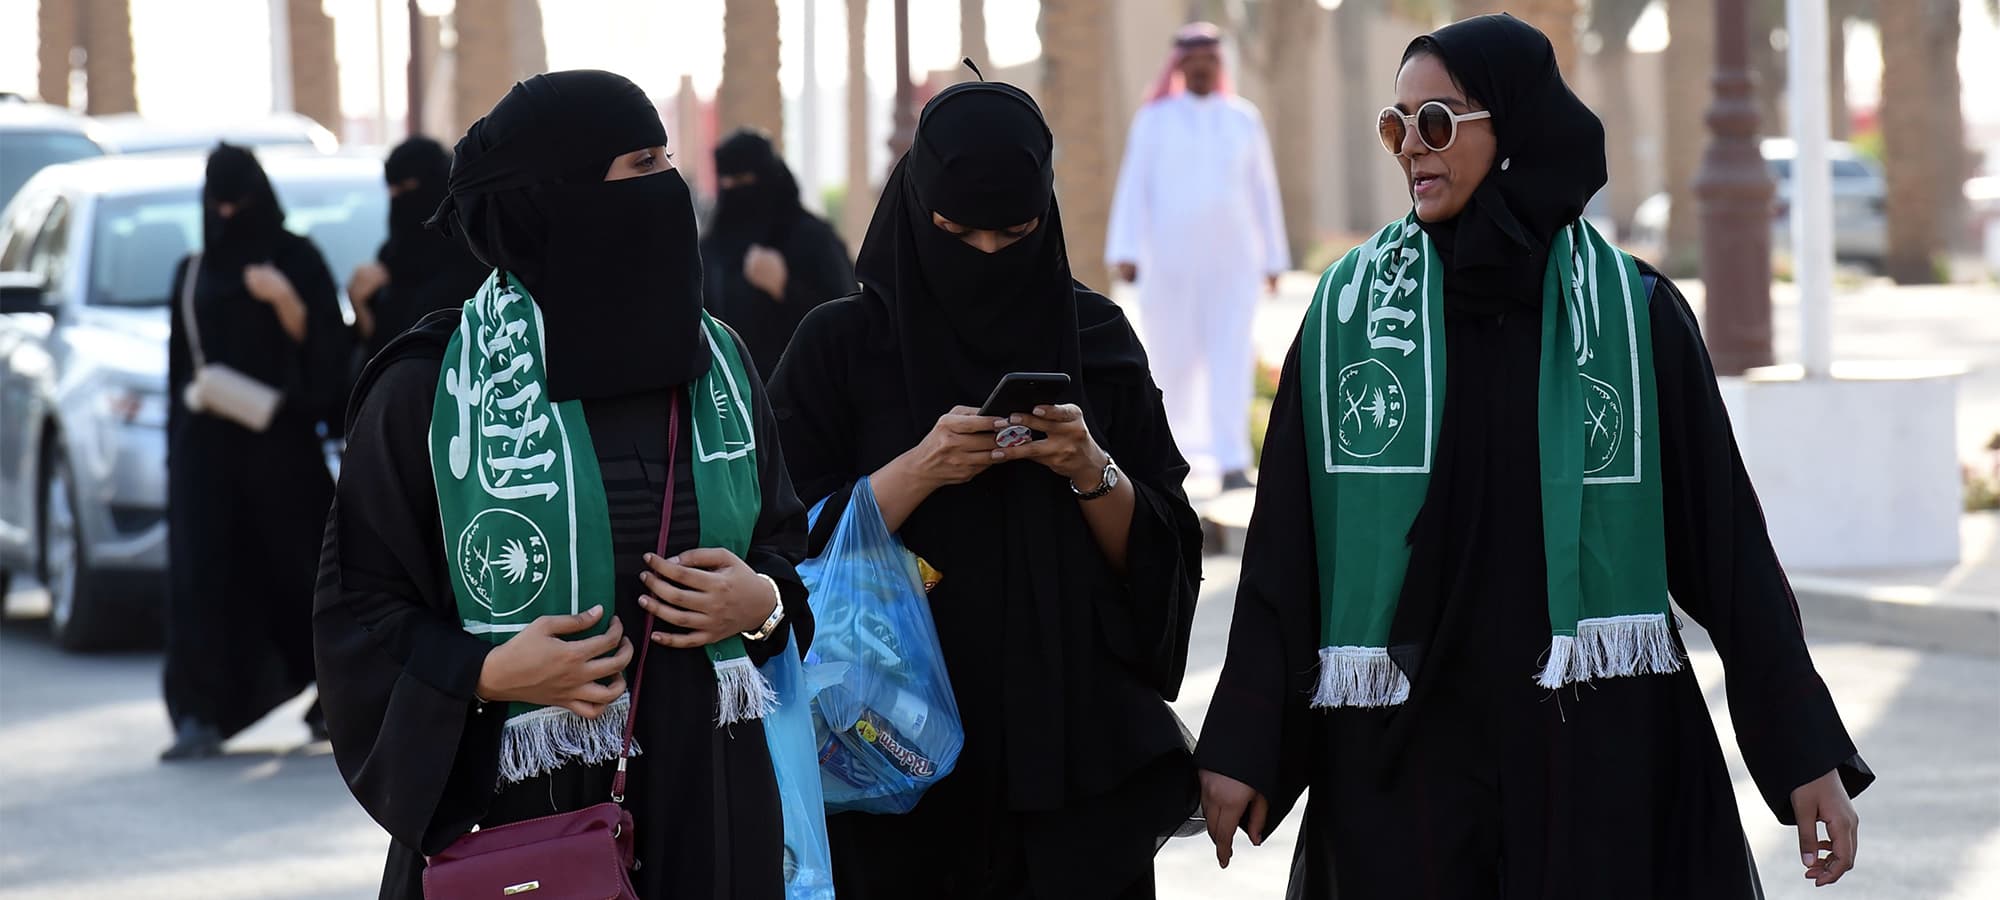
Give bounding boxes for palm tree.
[720,0,785,148]
[844,0,871,245]
[1259,0,1325,265]
[1507,0,1580,75]
[1331,0,1384,233]
[289,0,342,131]
[452,0,548,136]
[1661,0,1714,276]
[1877,0,1945,282]
[1039,0,1115,289]
[960,0,988,75]
[1588,0,1654,237]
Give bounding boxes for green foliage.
[821,183,847,232]
[1849,128,1885,163]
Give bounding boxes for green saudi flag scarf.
[430,272,773,783]
[1299,214,1680,708]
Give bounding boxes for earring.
[1500,158,1512,171]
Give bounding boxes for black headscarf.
[377,136,456,286]
[855,80,1082,428]
[428,69,708,401]
[202,143,287,270]
[707,129,804,245]
[1402,14,1607,308]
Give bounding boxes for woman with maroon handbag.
[314,70,812,900]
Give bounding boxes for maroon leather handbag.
[422,395,684,900]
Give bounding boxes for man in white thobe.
[1107,22,1289,491]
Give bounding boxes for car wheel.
[39,452,120,651]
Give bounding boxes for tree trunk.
[1507,0,1581,76]
[1267,0,1320,265]
[960,0,988,75]
[1662,0,1714,276]
[289,0,341,131]
[1877,0,1943,282]
[844,0,871,246]
[1599,43,1641,236]
[721,0,785,149]
[1332,0,1380,233]
[1930,0,1967,252]
[38,0,77,107]
[1040,0,1116,290]
[453,0,547,135]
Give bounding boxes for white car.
[1629,138,1888,269]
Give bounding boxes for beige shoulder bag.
[179,252,283,433]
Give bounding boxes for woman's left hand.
[993,404,1109,486]
[1790,768,1860,887]
[243,263,298,306]
[635,548,778,648]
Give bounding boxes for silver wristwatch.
[1070,457,1120,501]
[743,573,786,641]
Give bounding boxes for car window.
[25,197,71,291]
[86,175,385,308]
[1832,159,1873,179]
[0,131,104,212]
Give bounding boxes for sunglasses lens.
[1417,103,1455,151]
[1377,109,1405,154]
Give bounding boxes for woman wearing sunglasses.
[1192,15,1871,898]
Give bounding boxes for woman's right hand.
[870,406,1002,532]
[475,606,633,719]
[1200,768,1269,869]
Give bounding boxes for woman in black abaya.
[768,80,1203,900]
[700,129,854,378]
[1195,16,1872,898]
[313,70,810,899]
[345,136,489,367]
[162,144,348,760]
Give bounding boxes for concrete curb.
[1197,498,2000,658]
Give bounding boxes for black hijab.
[202,143,287,270]
[377,136,457,287]
[428,69,708,401]
[707,129,804,244]
[1403,14,1607,309]
[855,80,1082,429]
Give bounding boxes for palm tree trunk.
[1040,0,1115,290]
[1877,0,1944,282]
[1267,0,1321,265]
[1828,13,1849,139]
[453,0,547,135]
[721,0,785,149]
[1599,43,1641,236]
[960,0,988,75]
[1333,0,1380,233]
[1929,0,1967,252]
[843,0,871,246]
[1662,0,1714,276]
[289,0,341,131]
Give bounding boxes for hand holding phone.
[979,372,1072,446]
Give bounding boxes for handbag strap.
[611,391,679,804]
[179,252,207,369]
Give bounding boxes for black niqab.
[708,129,803,243]
[856,81,1081,427]
[202,143,286,269]
[428,69,707,401]
[378,136,456,287]
[1404,14,1607,309]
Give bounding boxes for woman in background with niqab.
[769,79,1202,900]
[162,143,347,761]
[1195,17,1871,898]
[699,128,854,379]
[345,135,489,367]
[313,70,810,899]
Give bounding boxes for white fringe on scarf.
[1309,646,1412,709]
[714,655,778,725]
[496,693,638,785]
[1534,612,1684,690]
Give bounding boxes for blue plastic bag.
[757,630,835,900]
[798,477,964,814]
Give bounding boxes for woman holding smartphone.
[768,78,1204,899]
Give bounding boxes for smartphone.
[978,372,1073,418]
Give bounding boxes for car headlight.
[97,386,170,429]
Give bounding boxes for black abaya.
[769,289,1202,900]
[313,311,811,900]
[1195,269,1874,899]
[163,226,347,738]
